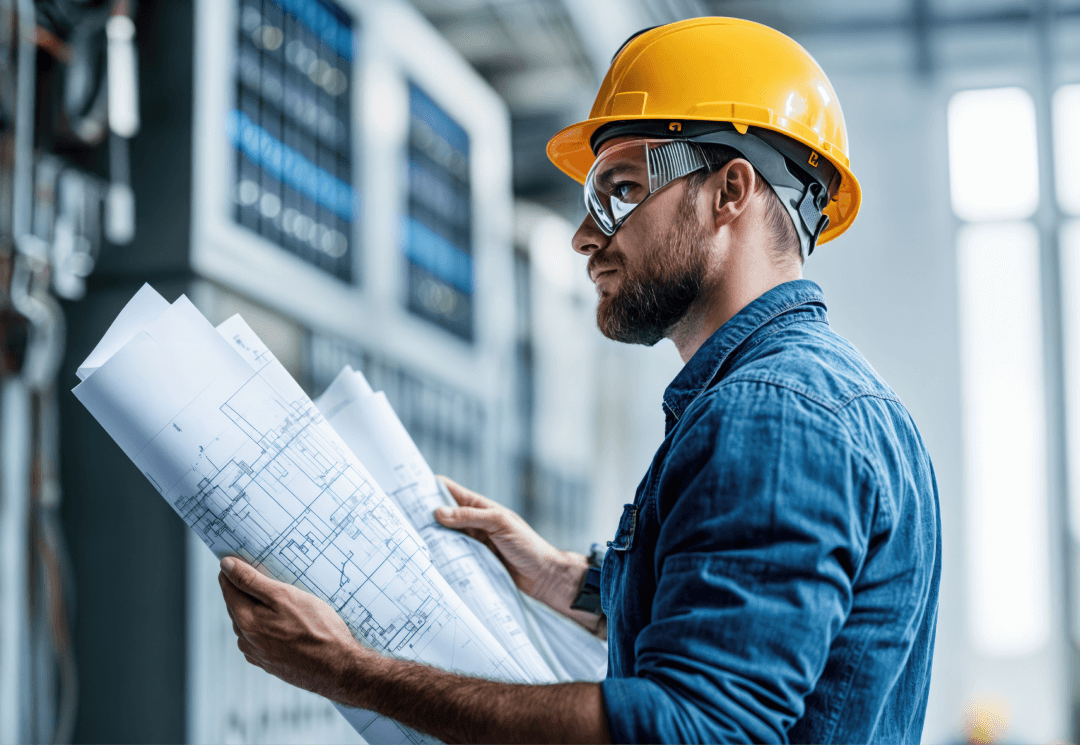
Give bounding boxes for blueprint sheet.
[315,366,556,683]
[73,286,526,744]
[314,366,607,683]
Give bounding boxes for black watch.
[570,543,606,614]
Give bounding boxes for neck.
[667,251,803,364]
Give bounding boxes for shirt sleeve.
[601,380,879,743]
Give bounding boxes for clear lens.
[584,139,706,236]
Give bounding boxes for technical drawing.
[74,296,527,744]
[314,368,563,683]
[156,341,521,673]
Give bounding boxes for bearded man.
[218,18,941,744]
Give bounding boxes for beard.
[591,192,709,346]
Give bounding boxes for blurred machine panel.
[191,0,514,400]
[190,0,365,334]
[511,205,598,551]
[405,84,473,341]
[230,0,356,281]
[310,333,486,489]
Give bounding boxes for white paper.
[74,289,528,744]
[518,594,608,682]
[314,367,607,684]
[76,282,171,381]
[315,364,374,419]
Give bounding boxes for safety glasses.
[584,138,708,236]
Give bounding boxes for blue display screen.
[231,0,357,282]
[405,84,473,342]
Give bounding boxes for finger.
[220,557,281,607]
[243,653,263,669]
[237,636,258,657]
[430,508,488,543]
[434,505,508,533]
[223,601,252,641]
[438,477,494,509]
[219,570,261,625]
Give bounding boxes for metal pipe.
[0,377,32,744]
[0,0,36,740]
[9,0,30,241]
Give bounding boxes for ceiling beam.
[747,5,1080,39]
[556,0,652,82]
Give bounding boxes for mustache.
[587,250,625,280]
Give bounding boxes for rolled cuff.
[601,676,743,744]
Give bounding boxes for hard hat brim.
[547,114,862,246]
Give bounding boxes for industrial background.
[1,0,1078,742]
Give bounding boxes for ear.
[707,158,757,227]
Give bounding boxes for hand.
[218,556,374,703]
[434,477,590,617]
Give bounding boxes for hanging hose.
[0,0,39,740]
[33,384,78,745]
[2,0,136,736]
[4,0,78,740]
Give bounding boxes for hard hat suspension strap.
[689,129,830,258]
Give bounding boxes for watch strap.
[570,565,603,614]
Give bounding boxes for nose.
[572,213,609,256]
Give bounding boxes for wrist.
[533,550,589,614]
[533,551,607,633]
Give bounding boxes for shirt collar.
[662,279,828,428]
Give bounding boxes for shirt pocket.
[601,503,638,616]
[607,503,639,552]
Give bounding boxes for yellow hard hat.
[547,17,861,246]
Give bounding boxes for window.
[948,87,1039,222]
[957,222,1051,658]
[1061,221,1080,547]
[1053,85,1080,216]
[950,87,1050,658]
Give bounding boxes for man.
[219,17,941,743]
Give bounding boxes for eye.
[610,181,638,202]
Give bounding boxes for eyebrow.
[597,162,645,186]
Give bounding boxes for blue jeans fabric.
[599,280,941,744]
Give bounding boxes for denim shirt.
[600,280,941,744]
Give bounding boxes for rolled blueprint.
[316,367,557,682]
[313,365,607,684]
[72,285,525,745]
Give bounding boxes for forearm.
[342,649,611,744]
[531,550,607,638]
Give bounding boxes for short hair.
[685,143,803,263]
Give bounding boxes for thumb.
[220,556,278,606]
[435,505,505,533]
